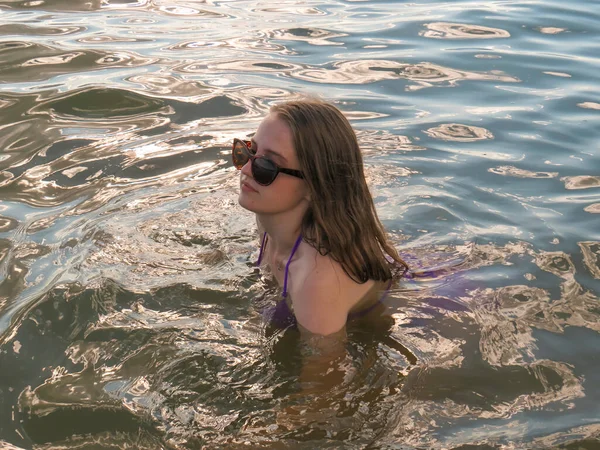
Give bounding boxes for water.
[0,0,599,448]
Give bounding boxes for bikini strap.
[282,234,303,298]
[256,232,268,266]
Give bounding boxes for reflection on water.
[1,0,600,448]
[421,22,510,39]
[584,204,600,214]
[489,166,559,179]
[424,123,494,142]
[538,27,567,35]
[579,242,600,279]
[272,27,347,46]
[562,176,600,190]
[578,102,600,110]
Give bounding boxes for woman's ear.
[303,189,311,202]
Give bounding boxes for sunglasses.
[232,138,304,186]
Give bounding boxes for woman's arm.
[276,324,349,429]
[297,324,348,391]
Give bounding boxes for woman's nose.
[240,158,253,177]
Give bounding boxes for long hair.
[270,99,408,283]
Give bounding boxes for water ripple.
[77,35,153,44]
[425,123,494,142]
[488,166,559,179]
[156,4,226,18]
[0,41,155,83]
[579,241,600,279]
[538,27,567,34]
[578,102,600,110]
[421,22,510,39]
[0,0,102,11]
[562,175,600,190]
[0,24,85,36]
[0,0,599,448]
[271,27,347,46]
[584,204,600,214]
[293,59,519,88]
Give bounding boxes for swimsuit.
[257,232,393,330]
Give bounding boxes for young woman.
[232,99,408,336]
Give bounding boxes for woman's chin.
[238,192,257,212]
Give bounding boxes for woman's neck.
[257,208,305,257]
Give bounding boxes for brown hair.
[270,99,408,283]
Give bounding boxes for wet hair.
[270,99,408,283]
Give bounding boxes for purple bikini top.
[256,232,303,298]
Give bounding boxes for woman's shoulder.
[294,241,343,288]
[294,241,375,289]
[289,249,348,335]
[291,242,376,325]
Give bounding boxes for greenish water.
[0,0,599,448]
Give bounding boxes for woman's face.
[238,113,310,215]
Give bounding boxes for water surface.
[0,0,599,448]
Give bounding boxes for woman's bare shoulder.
[291,272,347,335]
[299,247,376,292]
[290,245,376,333]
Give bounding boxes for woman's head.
[237,112,311,216]
[270,99,407,282]
[237,98,407,282]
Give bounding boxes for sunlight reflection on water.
[0,0,599,448]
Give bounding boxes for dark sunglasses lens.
[252,158,278,185]
[232,140,248,169]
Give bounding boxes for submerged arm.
[275,263,352,428]
[276,324,349,430]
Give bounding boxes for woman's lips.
[241,180,258,193]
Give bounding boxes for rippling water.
[0,0,599,448]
